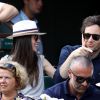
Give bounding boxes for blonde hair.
[0,61,29,90]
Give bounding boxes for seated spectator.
[42,56,100,100]
[0,2,18,22]
[0,61,34,100]
[53,15,100,85]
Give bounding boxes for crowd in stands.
[0,1,100,100]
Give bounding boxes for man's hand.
[60,46,93,79]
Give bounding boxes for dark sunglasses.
[83,33,100,41]
[34,35,39,41]
[71,70,93,84]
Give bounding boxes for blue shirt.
[44,80,100,100]
[53,45,100,84]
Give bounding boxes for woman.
[0,61,34,100]
[0,20,56,99]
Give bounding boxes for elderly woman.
[0,61,34,100]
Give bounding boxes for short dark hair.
[81,15,100,34]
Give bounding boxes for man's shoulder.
[61,45,81,51]
[11,10,28,24]
[44,81,66,97]
[60,45,81,56]
[88,85,100,95]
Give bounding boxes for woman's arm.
[44,58,56,78]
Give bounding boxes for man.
[42,56,100,100]
[53,15,100,85]
[11,0,43,23]
[11,0,43,54]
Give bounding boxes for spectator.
[11,0,44,54]
[53,15,100,85]
[0,20,55,99]
[0,61,34,100]
[42,56,100,100]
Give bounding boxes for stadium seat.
[44,76,54,89]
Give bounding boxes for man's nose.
[88,35,94,41]
[82,80,88,86]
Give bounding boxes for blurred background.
[0,0,99,65]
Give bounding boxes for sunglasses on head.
[4,63,15,68]
[71,70,93,84]
[83,33,100,41]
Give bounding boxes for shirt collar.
[63,79,70,95]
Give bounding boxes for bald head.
[70,56,93,71]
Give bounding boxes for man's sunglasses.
[83,33,100,41]
[71,70,94,84]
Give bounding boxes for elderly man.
[41,56,100,100]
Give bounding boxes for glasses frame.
[83,33,100,41]
[71,69,93,84]
[2,63,16,73]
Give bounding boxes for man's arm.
[60,46,93,78]
[0,2,18,22]
[53,45,80,83]
[53,46,92,84]
[58,45,80,66]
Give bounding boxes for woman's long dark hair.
[11,35,39,86]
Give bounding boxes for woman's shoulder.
[0,55,12,61]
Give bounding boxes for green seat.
[0,23,12,34]
[44,76,54,89]
[0,38,13,50]
[0,23,13,50]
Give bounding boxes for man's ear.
[82,34,85,46]
[68,69,72,78]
